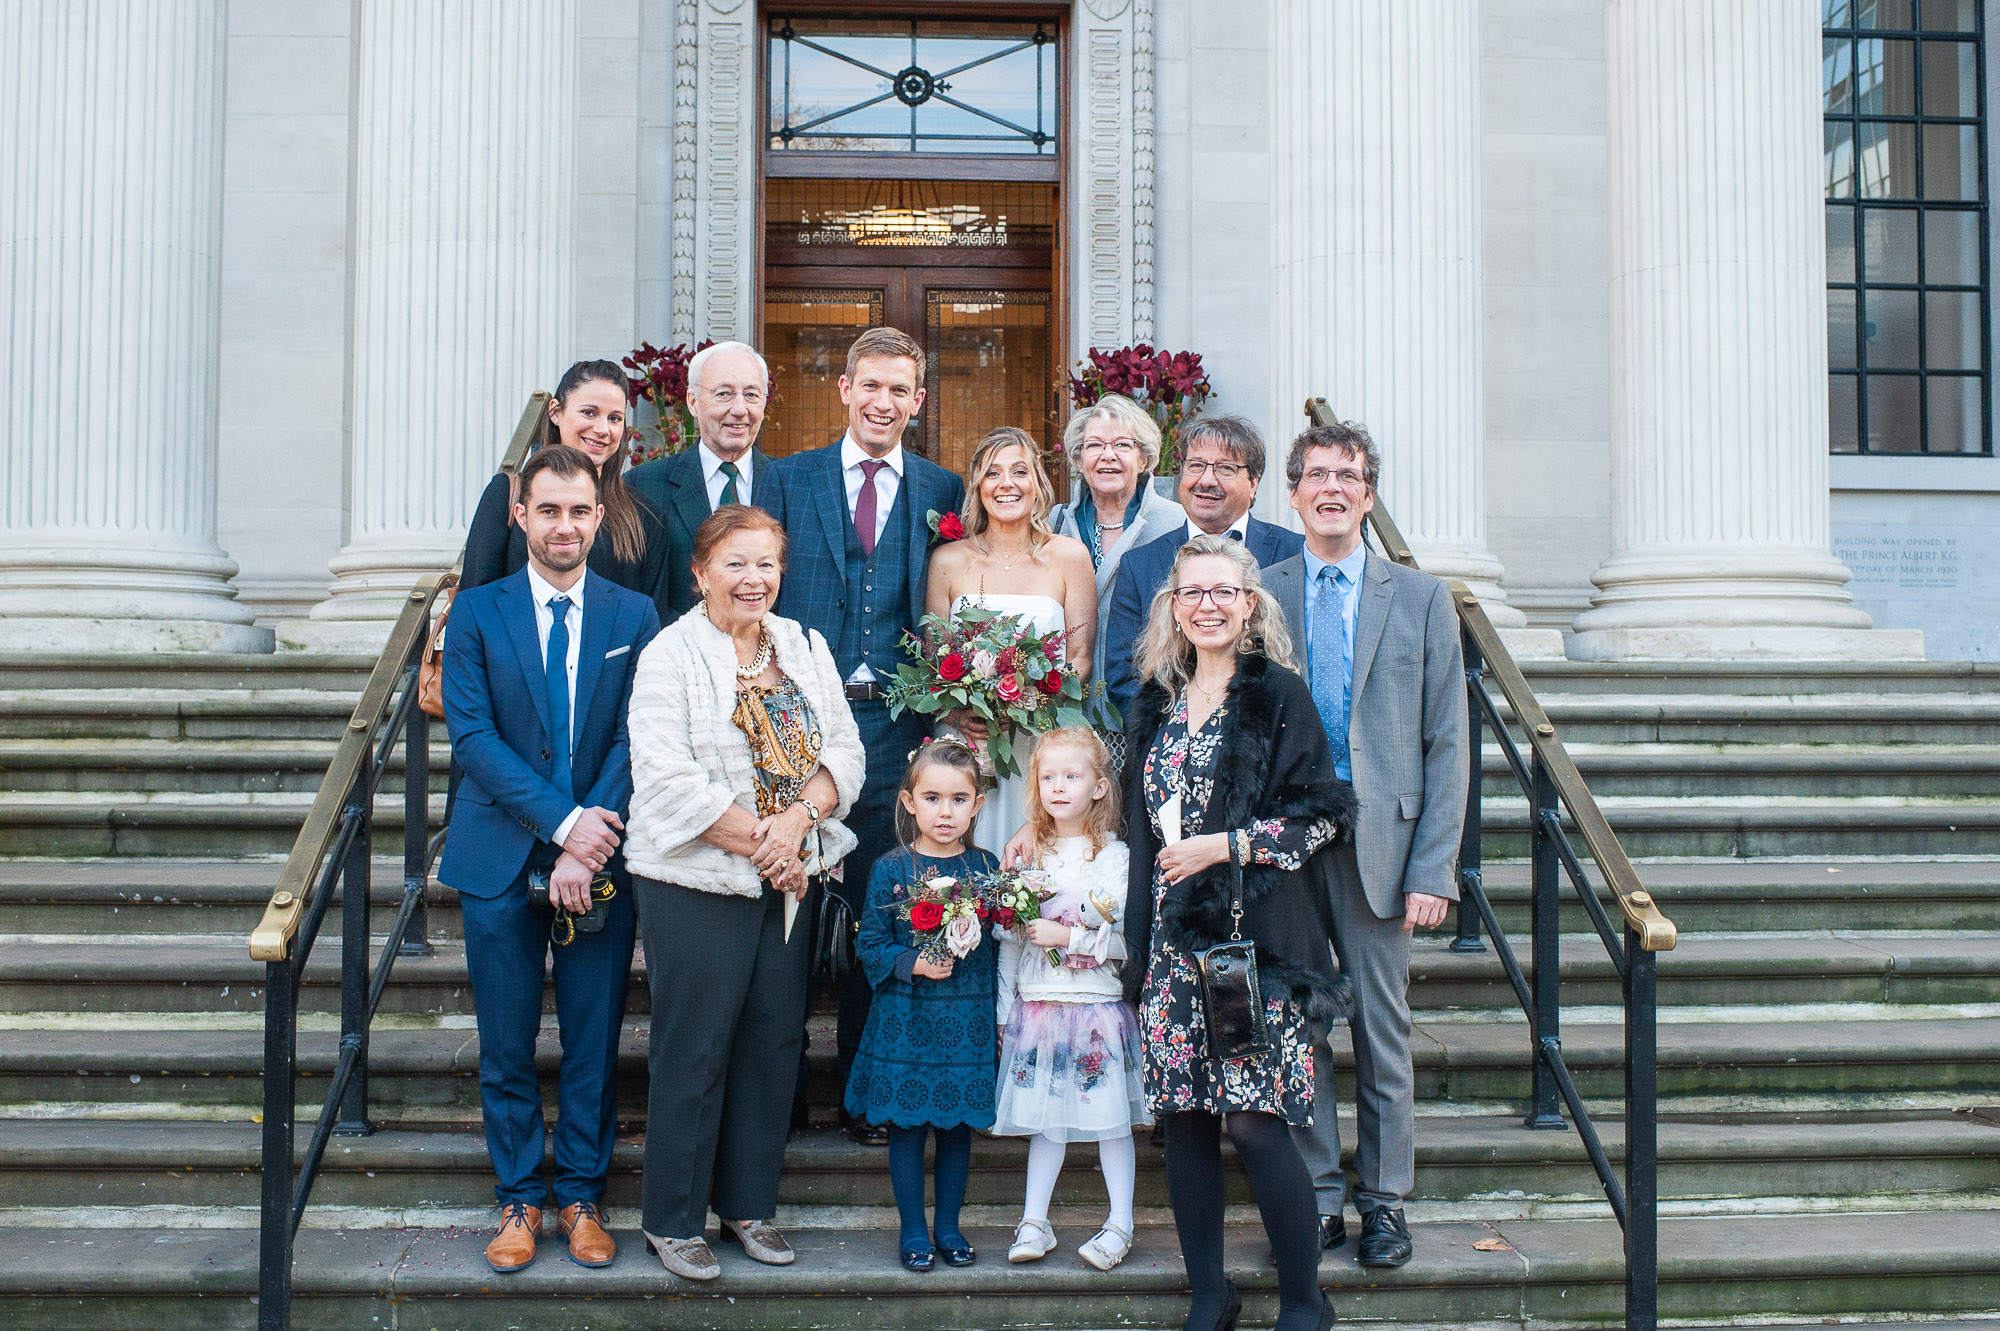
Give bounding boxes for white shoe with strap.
[1007,1217,1057,1263]
[1079,1220,1133,1271]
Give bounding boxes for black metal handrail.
[1305,398,1678,1330]
[248,393,547,1331]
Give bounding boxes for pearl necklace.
[735,628,773,680]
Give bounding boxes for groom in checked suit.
[439,444,661,1273]
[625,340,777,623]
[1100,415,1303,720]
[1267,421,1468,1269]
[757,326,965,1147]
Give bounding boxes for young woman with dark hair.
[461,360,669,608]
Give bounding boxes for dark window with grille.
[1824,0,1991,453]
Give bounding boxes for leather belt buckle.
[844,681,881,702]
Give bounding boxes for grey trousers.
[1292,843,1417,1214]
[634,877,810,1238]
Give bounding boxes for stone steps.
[3,1116,1996,1220]
[2,929,1995,1016]
[8,1211,2000,1330]
[1,1012,1993,1116]
[1,858,1992,937]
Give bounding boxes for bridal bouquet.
[891,869,988,965]
[884,603,1087,779]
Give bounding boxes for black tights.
[1163,1110,1328,1331]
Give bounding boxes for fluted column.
[1571,0,1921,660]
[1268,0,1540,640]
[0,1,268,652]
[298,0,576,640]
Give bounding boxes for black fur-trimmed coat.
[1121,652,1359,1034]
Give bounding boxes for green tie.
[718,459,741,508]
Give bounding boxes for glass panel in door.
[924,288,1055,480]
[762,287,885,458]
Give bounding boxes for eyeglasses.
[1172,584,1245,608]
[1300,467,1368,491]
[1080,437,1139,455]
[701,387,766,408]
[1181,459,1247,481]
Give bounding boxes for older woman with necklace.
[1051,395,1186,693]
[625,505,866,1281]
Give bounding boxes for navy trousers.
[459,869,636,1208]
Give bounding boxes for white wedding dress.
[952,592,1066,860]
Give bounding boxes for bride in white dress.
[923,428,1098,860]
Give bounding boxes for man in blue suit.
[1101,415,1305,717]
[757,326,966,1146]
[625,340,777,623]
[439,443,662,1273]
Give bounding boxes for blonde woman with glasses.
[1119,534,1355,1331]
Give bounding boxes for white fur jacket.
[626,610,865,896]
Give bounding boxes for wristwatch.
[796,797,823,827]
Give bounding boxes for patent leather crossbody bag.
[1197,858,1271,1061]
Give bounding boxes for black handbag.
[1197,858,1271,1061]
[809,875,857,987]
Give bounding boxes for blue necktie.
[1309,566,1352,779]
[545,595,573,800]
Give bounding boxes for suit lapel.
[902,461,929,625]
[500,574,553,741]
[816,447,848,569]
[667,448,710,547]
[1349,551,1395,706]
[1268,560,1306,643]
[569,583,616,752]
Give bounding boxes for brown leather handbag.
[416,575,459,718]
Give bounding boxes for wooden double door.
[762,257,1057,480]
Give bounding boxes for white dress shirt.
[525,563,586,844]
[840,434,906,684]
[698,440,753,510]
[841,433,905,548]
[1188,516,1248,545]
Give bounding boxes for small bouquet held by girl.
[990,728,1151,1273]
[884,603,1088,779]
[891,868,989,965]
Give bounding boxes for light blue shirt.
[1303,543,1366,780]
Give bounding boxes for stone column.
[0,1,269,652]
[1570,0,1922,660]
[292,0,576,646]
[1267,0,1548,647]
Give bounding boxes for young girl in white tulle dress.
[994,727,1151,1271]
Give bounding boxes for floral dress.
[1138,696,1338,1125]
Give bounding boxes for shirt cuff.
[892,948,919,982]
[552,806,583,848]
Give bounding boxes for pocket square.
[604,644,631,658]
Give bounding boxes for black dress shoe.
[1317,1213,1348,1249]
[934,1232,976,1267]
[1357,1207,1413,1268]
[899,1239,936,1272]
[842,1115,889,1147]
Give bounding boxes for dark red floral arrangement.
[1068,344,1215,474]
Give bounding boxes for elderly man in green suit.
[625,340,777,623]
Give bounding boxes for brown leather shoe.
[485,1201,542,1273]
[559,1200,617,1268]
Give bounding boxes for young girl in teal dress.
[845,739,1000,1272]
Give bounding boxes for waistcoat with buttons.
[837,480,914,681]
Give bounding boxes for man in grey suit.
[1266,420,1469,1268]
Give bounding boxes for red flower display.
[1068,343,1215,474]
[907,900,945,932]
[938,652,968,682]
[1036,671,1065,696]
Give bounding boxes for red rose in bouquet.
[885,605,1090,779]
[938,653,968,682]
[1036,671,1064,696]
[908,900,944,932]
[996,673,1024,703]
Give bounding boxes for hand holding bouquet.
[885,604,1086,779]
[977,867,1063,965]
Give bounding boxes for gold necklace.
[1187,675,1229,704]
[981,538,1033,574]
[735,628,773,681]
